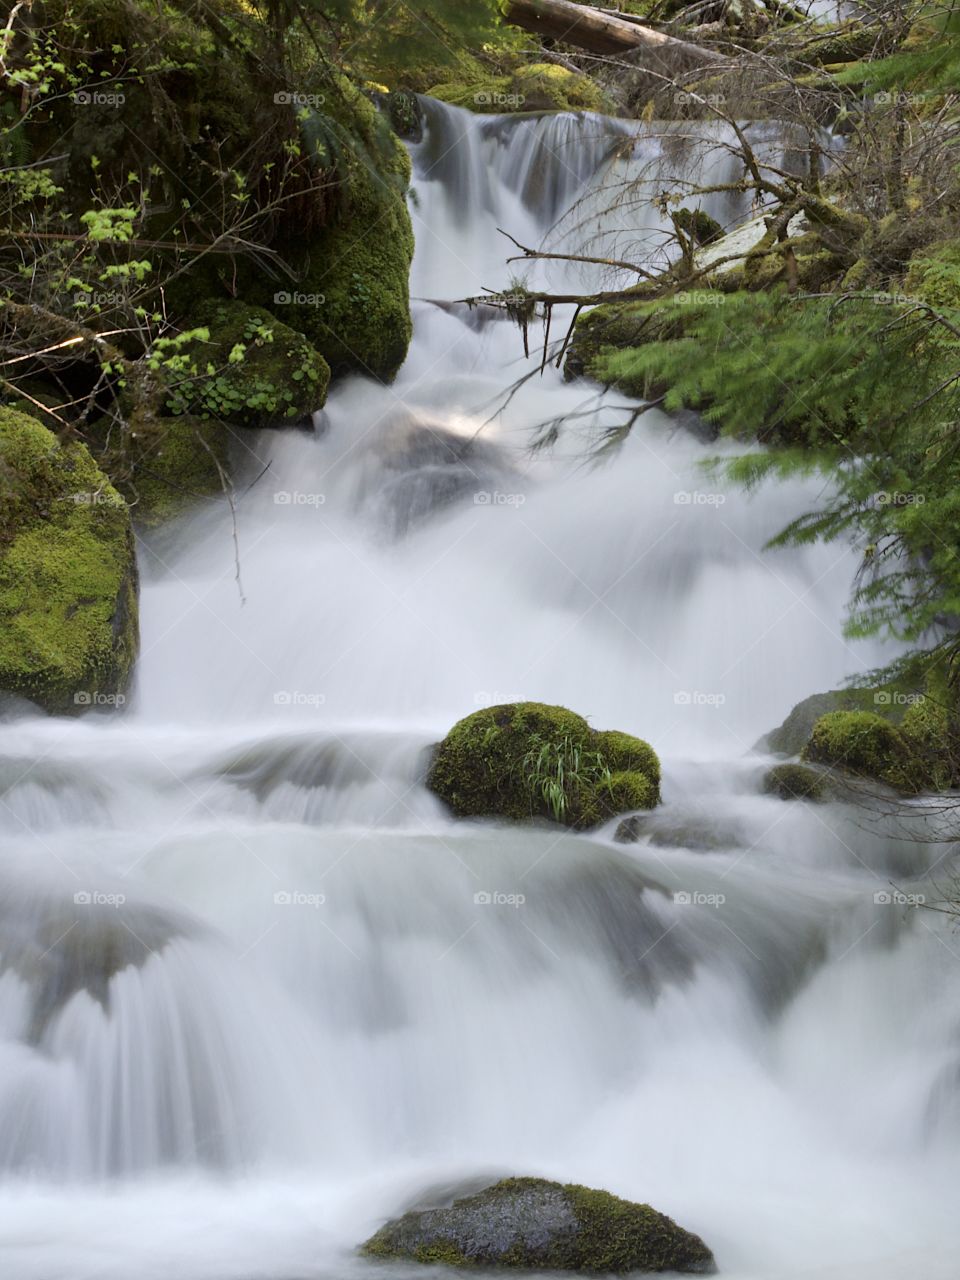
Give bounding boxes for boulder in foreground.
[361,1176,715,1274]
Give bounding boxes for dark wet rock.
[361,1176,716,1273]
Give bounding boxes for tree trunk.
[503,0,725,69]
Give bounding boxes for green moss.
[760,688,873,755]
[761,762,825,801]
[167,302,330,428]
[429,64,611,115]
[0,407,138,713]
[427,702,660,829]
[801,710,923,792]
[360,1176,715,1274]
[903,239,960,349]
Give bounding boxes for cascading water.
[1,101,959,1280]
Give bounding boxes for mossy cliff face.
[360,1177,716,1274]
[427,703,660,829]
[0,408,138,713]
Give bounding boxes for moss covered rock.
[427,703,659,829]
[430,64,611,115]
[361,1177,715,1273]
[167,302,330,428]
[801,710,922,792]
[249,78,415,382]
[0,408,138,713]
[761,762,825,801]
[120,415,232,528]
[759,689,865,756]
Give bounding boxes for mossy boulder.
[429,64,612,115]
[426,703,660,829]
[759,689,866,755]
[0,408,138,713]
[166,302,330,428]
[248,79,415,383]
[761,762,825,802]
[801,710,922,792]
[361,1177,715,1274]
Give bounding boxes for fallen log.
[504,0,726,68]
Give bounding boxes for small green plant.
[519,734,612,823]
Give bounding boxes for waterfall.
[1,103,958,1280]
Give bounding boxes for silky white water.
[1,101,959,1280]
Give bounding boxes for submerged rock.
[0,407,138,713]
[427,703,660,830]
[361,1176,715,1273]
